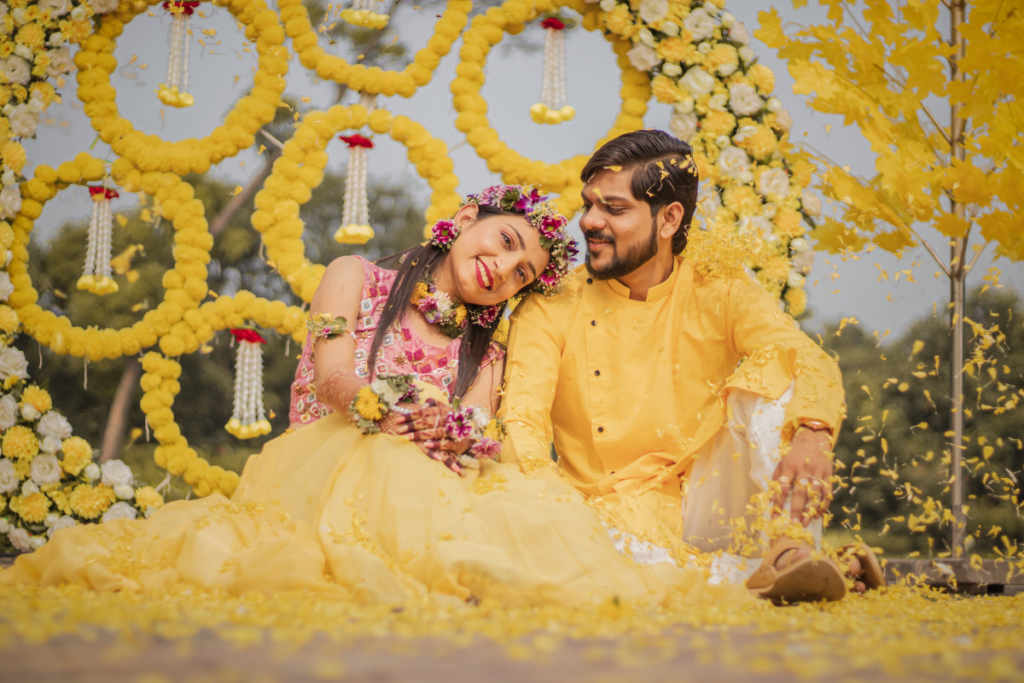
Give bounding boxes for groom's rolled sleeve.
[498,294,564,477]
[724,277,846,444]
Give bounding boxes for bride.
[1,185,748,608]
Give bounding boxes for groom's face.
[580,168,658,281]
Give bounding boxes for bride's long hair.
[371,205,519,399]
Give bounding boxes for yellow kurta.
[499,257,845,547]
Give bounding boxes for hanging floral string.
[225,328,272,439]
[78,186,119,296]
[530,17,575,126]
[157,1,199,108]
[340,0,389,30]
[334,133,375,245]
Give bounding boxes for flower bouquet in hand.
[0,379,164,553]
[350,374,421,434]
[444,401,505,475]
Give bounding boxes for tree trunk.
[948,0,968,557]
[210,149,280,238]
[100,356,141,462]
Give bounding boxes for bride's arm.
[310,256,366,415]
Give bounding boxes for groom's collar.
[605,255,680,303]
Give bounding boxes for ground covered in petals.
[1,584,1022,683]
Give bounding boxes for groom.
[499,130,852,600]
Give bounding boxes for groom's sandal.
[745,537,847,604]
[840,542,887,591]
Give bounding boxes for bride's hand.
[392,399,451,443]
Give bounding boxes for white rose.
[13,44,32,61]
[740,215,774,240]
[44,512,60,527]
[47,514,77,538]
[0,185,21,220]
[638,0,668,24]
[8,526,31,552]
[637,28,656,48]
[661,21,679,36]
[113,483,134,500]
[773,108,794,132]
[0,346,28,381]
[716,147,751,180]
[598,0,616,11]
[101,459,134,488]
[662,62,682,78]
[0,394,18,430]
[36,411,72,439]
[88,0,119,13]
[626,44,659,72]
[669,111,698,142]
[30,454,61,486]
[38,0,70,16]
[738,46,756,63]
[0,458,19,493]
[45,46,73,78]
[718,62,737,76]
[787,272,806,289]
[729,83,763,116]
[696,183,723,217]
[757,168,791,198]
[792,249,815,275]
[683,8,715,41]
[0,3,8,19]
[21,480,38,496]
[801,192,822,217]
[715,135,731,148]
[0,56,30,85]
[40,435,62,454]
[8,104,38,138]
[680,66,715,95]
[83,462,100,481]
[730,21,751,45]
[29,535,46,550]
[101,501,138,523]
[20,403,40,421]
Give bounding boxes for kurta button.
[587,278,593,284]
[594,370,600,376]
[591,320,596,326]
[597,426,604,433]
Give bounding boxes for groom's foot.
[772,541,867,594]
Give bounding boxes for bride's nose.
[492,258,513,286]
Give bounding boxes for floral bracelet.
[350,374,420,434]
[445,401,505,472]
[307,313,350,343]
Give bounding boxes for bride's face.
[443,205,550,307]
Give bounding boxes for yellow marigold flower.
[735,125,778,160]
[411,282,429,305]
[48,487,72,515]
[3,425,39,462]
[68,483,116,520]
[15,22,46,51]
[774,208,805,237]
[785,287,808,317]
[483,419,503,442]
[723,185,760,217]
[29,81,55,107]
[702,110,737,138]
[61,436,93,476]
[134,486,164,513]
[1,141,26,174]
[10,491,50,524]
[651,75,682,104]
[790,159,814,188]
[354,387,384,422]
[21,385,52,414]
[0,42,12,58]
[603,6,633,36]
[454,305,467,326]
[0,222,13,251]
[657,36,688,64]
[61,19,92,43]
[705,44,738,72]
[0,304,19,334]
[760,255,791,283]
[748,64,776,94]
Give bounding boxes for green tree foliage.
[823,286,1024,558]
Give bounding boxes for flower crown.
[429,184,578,296]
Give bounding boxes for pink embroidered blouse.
[289,256,505,427]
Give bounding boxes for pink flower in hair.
[431,219,458,249]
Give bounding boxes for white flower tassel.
[78,185,119,295]
[334,134,375,245]
[340,0,389,29]
[226,329,272,439]
[157,1,197,108]
[531,17,575,125]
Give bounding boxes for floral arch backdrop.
[0,0,822,547]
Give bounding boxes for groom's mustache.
[583,230,616,246]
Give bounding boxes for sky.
[22,0,1024,338]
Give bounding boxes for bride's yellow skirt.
[1,415,750,608]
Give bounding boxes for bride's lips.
[475,258,493,291]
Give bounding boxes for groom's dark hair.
[580,130,699,255]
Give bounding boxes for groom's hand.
[771,428,834,526]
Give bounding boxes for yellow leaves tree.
[758,0,1024,555]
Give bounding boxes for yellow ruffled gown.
[1,412,749,608]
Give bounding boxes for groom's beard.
[584,217,659,281]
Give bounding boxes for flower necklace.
[411,280,468,340]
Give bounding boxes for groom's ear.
[657,201,685,241]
